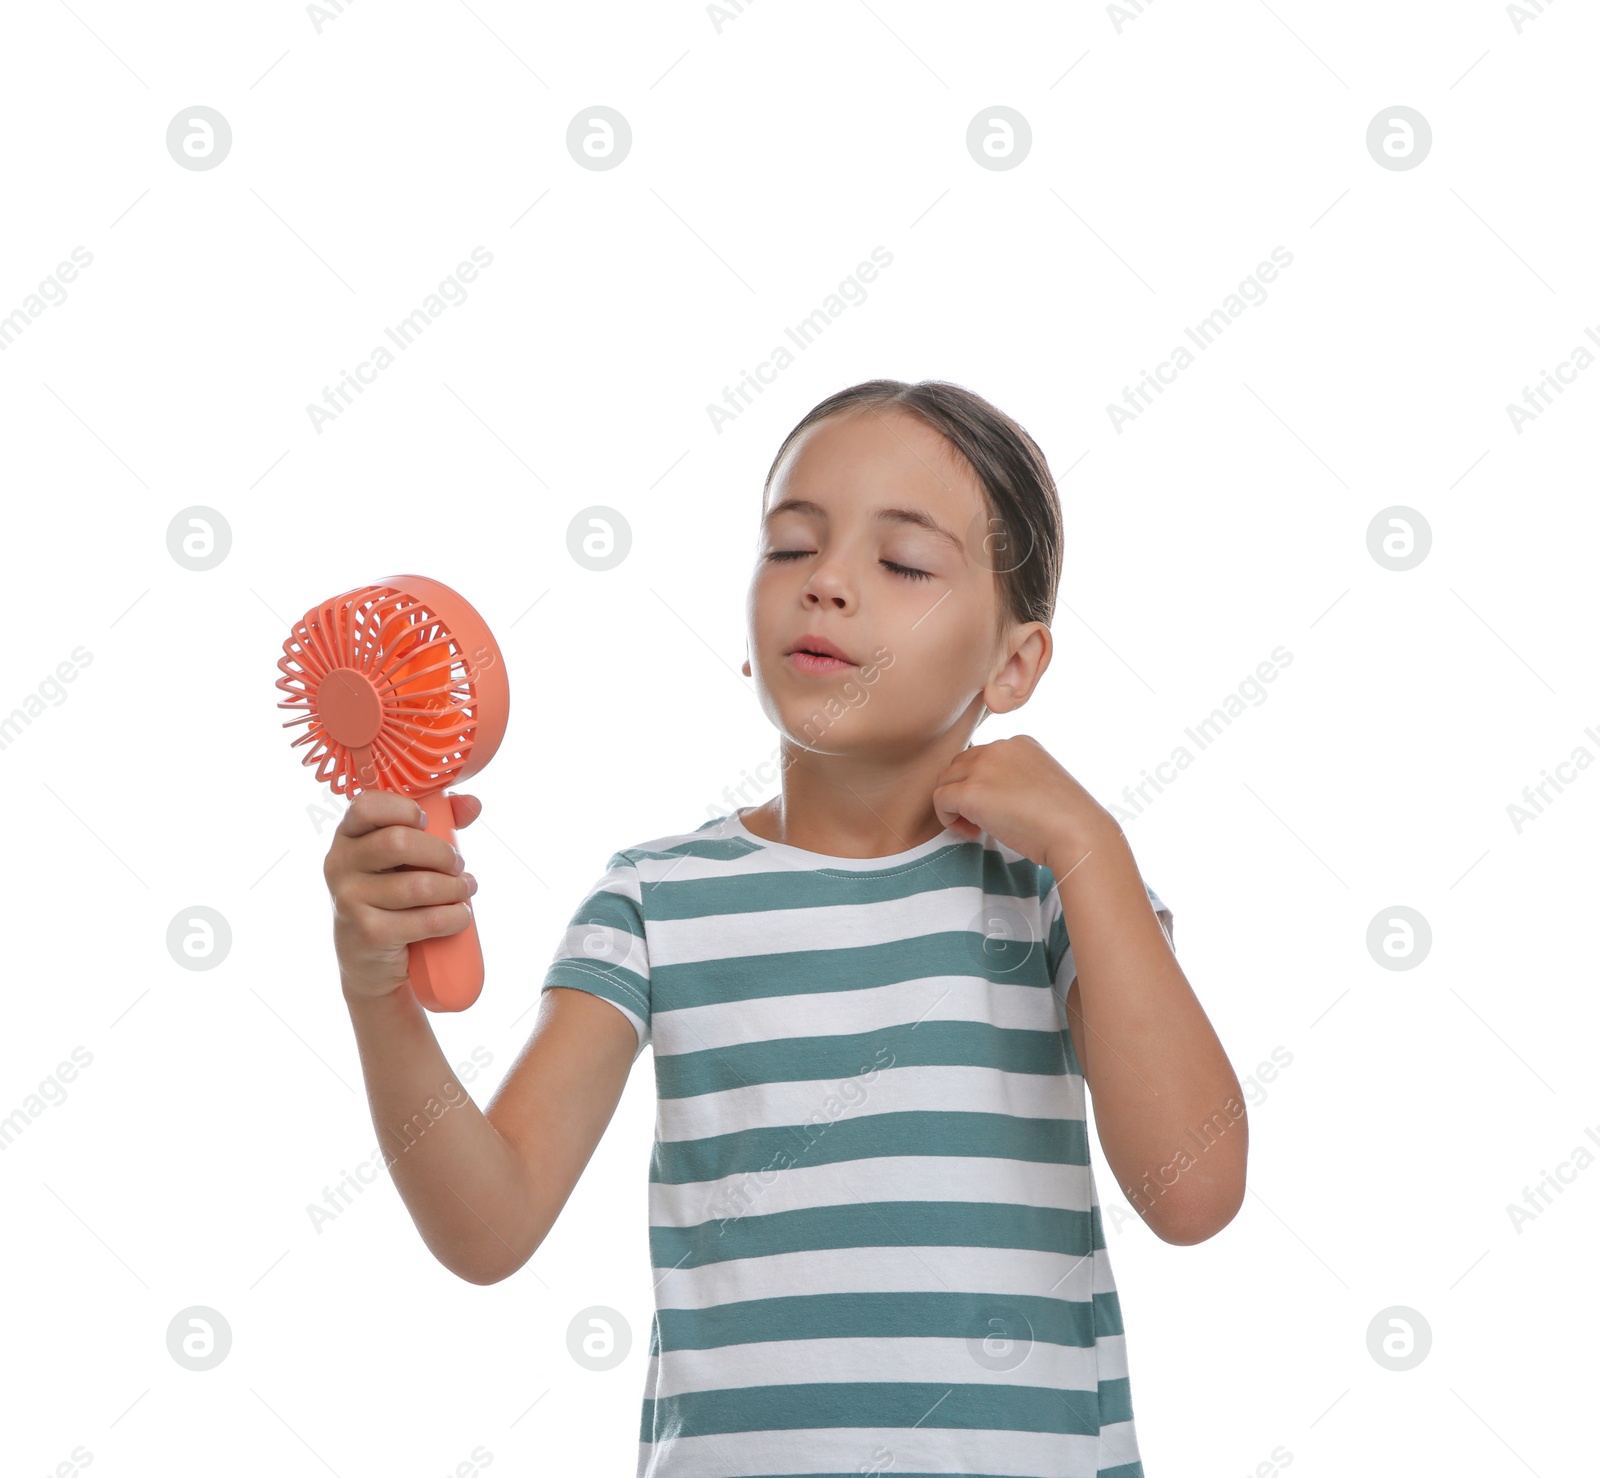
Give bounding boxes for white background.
[2,1,1596,1474]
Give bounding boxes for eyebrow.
[763,497,965,553]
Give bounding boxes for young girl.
[328,379,1246,1478]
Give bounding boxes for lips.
[787,634,854,664]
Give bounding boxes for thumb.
[445,791,483,829]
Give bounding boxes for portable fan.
[275,575,510,1013]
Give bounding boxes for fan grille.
[275,583,481,797]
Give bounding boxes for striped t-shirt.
[540,807,1173,1478]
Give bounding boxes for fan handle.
[408,789,484,1012]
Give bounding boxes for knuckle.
[422,903,464,937]
[399,870,436,905]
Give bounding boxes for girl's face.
[744,406,1019,757]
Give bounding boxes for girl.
[327,379,1246,1478]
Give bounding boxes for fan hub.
[317,667,386,746]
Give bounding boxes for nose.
[803,561,855,611]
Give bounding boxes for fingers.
[337,787,430,841]
[357,865,478,919]
[349,817,464,879]
[333,790,474,876]
[336,887,476,954]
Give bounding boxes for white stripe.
[642,1333,1105,1397]
[646,883,1043,967]
[639,1423,1105,1478]
[548,919,649,987]
[1096,1417,1145,1472]
[650,1153,1100,1227]
[653,972,1066,1055]
[654,1060,1084,1142]
[650,1243,1122,1310]
[1094,1330,1132,1383]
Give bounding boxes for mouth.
[785,635,856,674]
[787,650,854,675]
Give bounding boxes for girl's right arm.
[328,790,638,1285]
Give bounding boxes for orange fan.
[274,575,509,1012]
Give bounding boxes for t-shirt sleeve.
[1044,872,1175,993]
[540,851,651,1059]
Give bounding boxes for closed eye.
[764,550,933,582]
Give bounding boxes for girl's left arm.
[932,733,1247,1246]
[1049,819,1247,1246]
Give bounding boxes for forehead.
[765,407,985,523]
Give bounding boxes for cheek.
[886,607,991,690]
[897,599,975,661]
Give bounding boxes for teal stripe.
[649,1290,1109,1352]
[557,877,643,937]
[639,837,1042,918]
[1096,1286,1126,1338]
[1096,1375,1135,1425]
[651,929,1050,1015]
[633,834,758,866]
[640,1377,1109,1439]
[650,1108,1089,1185]
[655,1017,1068,1099]
[541,960,649,1019]
[651,1198,1098,1268]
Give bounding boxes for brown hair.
[760,379,1063,651]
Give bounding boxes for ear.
[741,656,752,676]
[983,622,1051,714]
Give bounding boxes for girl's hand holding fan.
[321,787,483,1005]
